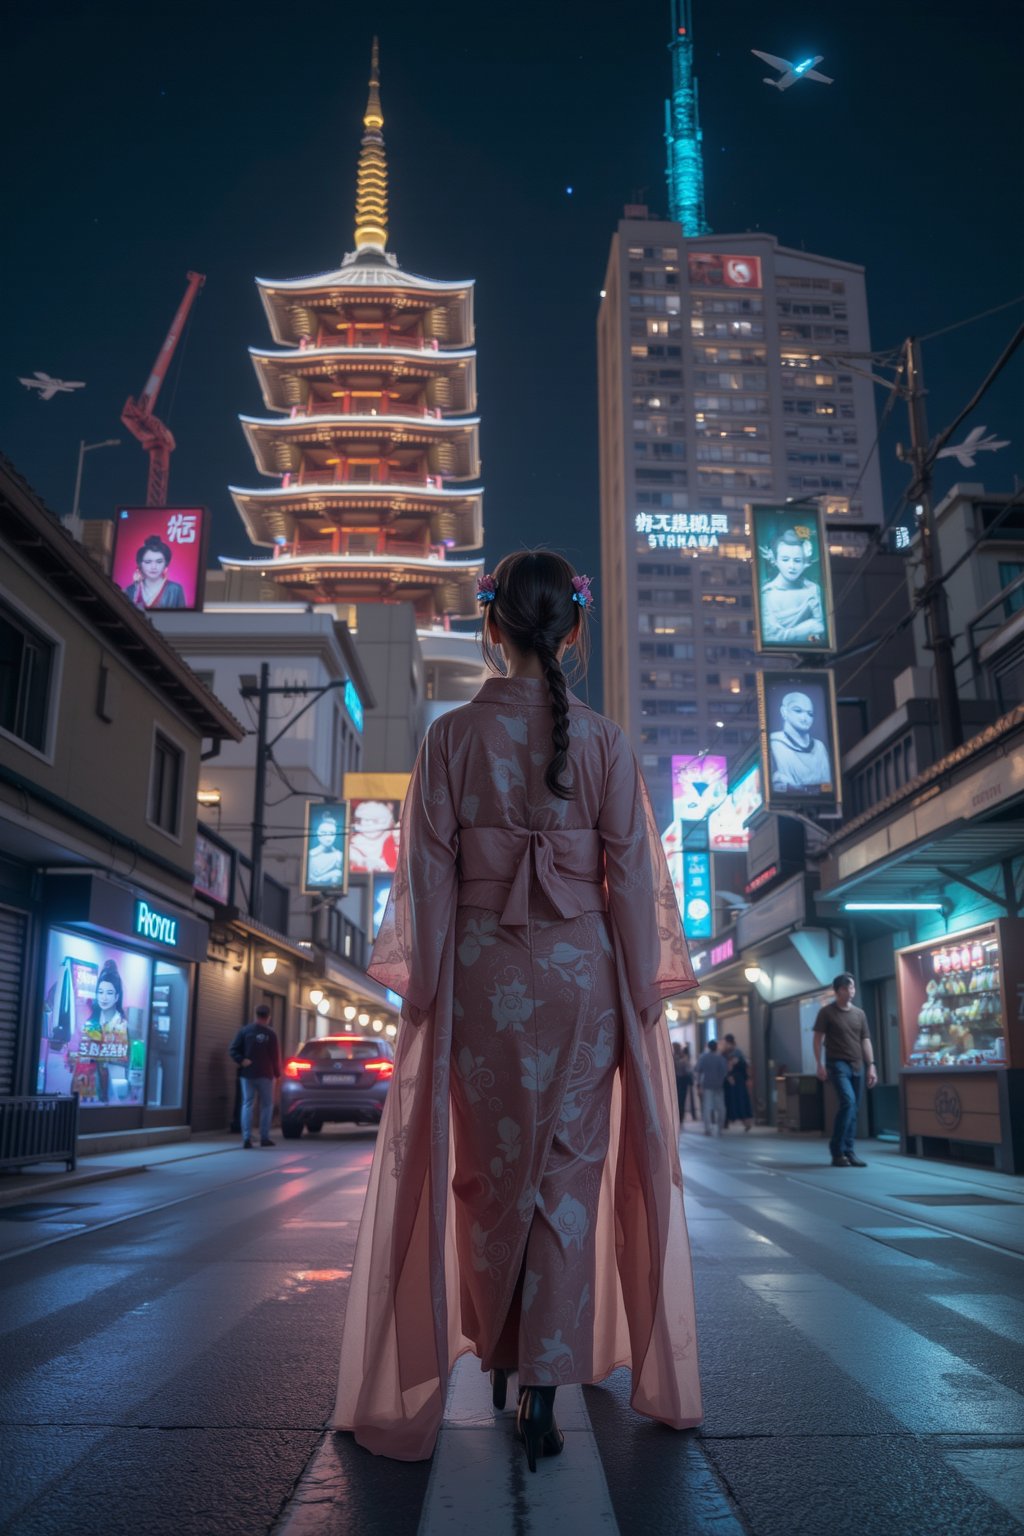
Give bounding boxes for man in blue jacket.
[229,1004,282,1148]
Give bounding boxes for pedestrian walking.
[696,1038,729,1136]
[331,551,703,1467]
[229,1004,281,1148]
[722,1034,753,1131]
[813,973,877,1167]
[673,1043,698,1122]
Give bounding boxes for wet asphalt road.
[1,1127,1023,1536]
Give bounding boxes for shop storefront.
[734,873,848,1130]
[38,876,208,1133]
[896,919,1024,1173]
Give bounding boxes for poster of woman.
[750,504,834,654]
[111,508,208,612]
[38,933,149,1104]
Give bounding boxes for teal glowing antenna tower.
[664,0,710,234]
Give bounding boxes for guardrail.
[0,1094,79,1173]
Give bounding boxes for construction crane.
[121,270,206,506]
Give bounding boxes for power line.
[917,292,1024,344]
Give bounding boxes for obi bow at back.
[458,826,607,928]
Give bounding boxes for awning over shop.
[820,708,1024,911]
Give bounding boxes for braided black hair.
[480,550,592,800]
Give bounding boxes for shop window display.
[38,928,188,1109]
[897,924,1010,1068]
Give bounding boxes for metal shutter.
[0,907,27,1096]
[190,958,248,1132]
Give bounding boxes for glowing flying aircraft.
[18,371,86,400]
[752,51,833,91]
[937,426,1009,469]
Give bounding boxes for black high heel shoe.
[515,1386,564,1473]
[490,1368,509,1410]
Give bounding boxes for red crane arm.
[121,270,206,506]
[137,270,206,416]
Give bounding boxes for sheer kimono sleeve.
[599,729,696,1025]
[365,723,459,1022]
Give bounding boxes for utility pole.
[250,664,271,920]
[241,667,350,922]
[903,336,963,755]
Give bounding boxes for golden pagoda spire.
[354,37,388,252]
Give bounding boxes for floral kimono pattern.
[332,675,701,1459]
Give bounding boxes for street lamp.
[259,954,278,977]
[308,988,325,1007]
[744,966,763,984]
[68,438,121,534]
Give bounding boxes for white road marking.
[416,1355,619,1535]
[742,1272,1024,1434]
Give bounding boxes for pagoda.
[223,41,483,623]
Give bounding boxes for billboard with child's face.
[303,801,349,894]
[750,504,834,654]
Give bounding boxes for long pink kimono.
[331,675,701,1459]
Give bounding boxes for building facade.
[0,457,243,1139]
[598,213,884,827]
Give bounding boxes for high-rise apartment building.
[598,218,884,828]
[599,5,886,829]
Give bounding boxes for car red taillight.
[363,1059,394,1080]
[284,1059,313,1079]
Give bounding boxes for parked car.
[280,1034,395,1138]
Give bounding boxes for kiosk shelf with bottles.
[896,918,1024,1173]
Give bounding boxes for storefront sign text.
[134,900,179,949]
[710,937,735,968]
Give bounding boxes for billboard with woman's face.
[303,801,349,894]
[750,505,834,654]
[757,669,841,811]
[111,508,209,612]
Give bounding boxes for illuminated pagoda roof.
[249,344,478,416]
[218,550,484,622]
[255,263,475,352]
[239,412,481,482]
[228,481,483,551]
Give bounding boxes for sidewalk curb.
[0,1142,238,1208]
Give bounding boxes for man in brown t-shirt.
[812,973,877,1167]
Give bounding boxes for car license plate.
[321,1073,357,1086]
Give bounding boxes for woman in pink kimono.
[332,551,702,1469]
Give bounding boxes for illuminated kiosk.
[222,40,483,625]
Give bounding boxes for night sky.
[4,0,1021,706]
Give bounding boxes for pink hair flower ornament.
[571,574,593,608]
[476,573,497,603]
